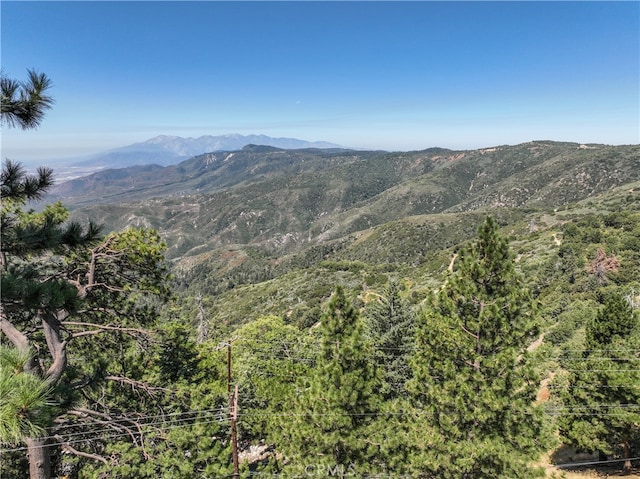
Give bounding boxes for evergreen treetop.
[276,286,383,476]
[559,290,640,473]
[409,216,549,478]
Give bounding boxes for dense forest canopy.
[3,181,639,477]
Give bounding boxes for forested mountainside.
[58,139,639,333]
[4,141,640,478]
[58,141,639,259]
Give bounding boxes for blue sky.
[2,1,639,163]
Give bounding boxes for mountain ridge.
[70,133,345,168]
[56,140,640,264]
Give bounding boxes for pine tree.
[232,315,314,442]
[0,346,54,446]
[1,161,101,319]
[559,291,640,473]
[409,216,549,478]
[1,70,54,129]
[1,162,171,479]
[364,280,416,398]
[277,287,383,477]
[77,326,234,479]
[585,291,637,350]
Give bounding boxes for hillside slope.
[39,142,640,477]
[62,141,639,261]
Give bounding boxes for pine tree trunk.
[26,437,51,479]
[623,441,632,474]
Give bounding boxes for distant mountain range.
[72,134,344,168]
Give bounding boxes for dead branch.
[104,375,171,394]
[70,407,112,421]
[459,323,479,340]
[134,419,151,461]
[55,435,109,465]
[64,321,150,338]
[67,408,141,448]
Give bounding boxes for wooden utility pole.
[226,341,239,478]
[227,343,232,394]
[231,384,239,478]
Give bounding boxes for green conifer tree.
[409,216,549,478]
[1,162,171,479]
[1,70,54,129]
[233,315,314,442]
[364,280,416,398]
[585,291,637,350]
[0,346,54,446]
[559,291,640,473]
[276,286,383,477]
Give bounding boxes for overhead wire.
[10,397,640,455]
[3,335,637,464]
[1,412,234,453]
[553,456,640,469]
[50,407,229,432]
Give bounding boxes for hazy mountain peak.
[73,134,344,168]
[143,135,184,144]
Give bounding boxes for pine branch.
[40,310,68,384]
[0,308,31,353]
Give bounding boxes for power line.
[51,407,229,432]
[16,401,636,455]
[1,414,233,453]
[554,456,640,469]
[2,408,233,451]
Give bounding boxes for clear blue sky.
[2,1,639,163]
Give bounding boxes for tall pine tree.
[364,280,416,399]
[276,286,383,477]
[409,216,550,478]
[559,291,640,473]
[1,162,171,479]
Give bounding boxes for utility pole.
[227,342,232,395]
[226,341,239,478]
[231,384,239,478]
